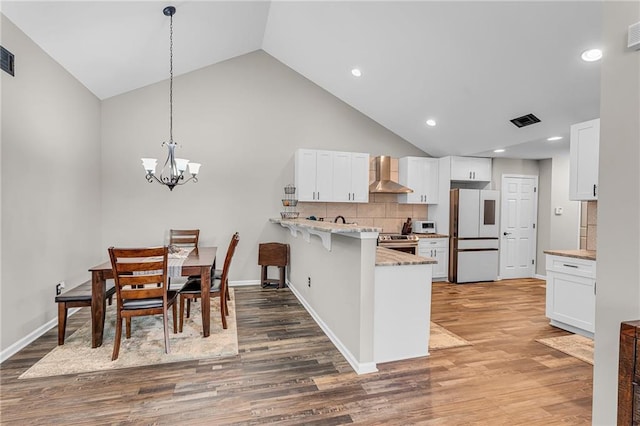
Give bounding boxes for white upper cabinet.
[332,151,370,203]
[398,157,439,204]
[569,118,600,201]
[295,149,334,202]
[449,156,492,182]
[295,149,369,203]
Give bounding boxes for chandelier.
[141,6,200,191]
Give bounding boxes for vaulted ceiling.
[1,1,603,159]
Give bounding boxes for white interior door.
[500,175,538,279]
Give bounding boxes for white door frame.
[499,174,539,279]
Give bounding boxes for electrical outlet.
[308,277,311,287]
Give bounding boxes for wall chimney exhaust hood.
[369,156,414,194]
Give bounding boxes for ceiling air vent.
[1,46,15,76]
[510,113,540,128]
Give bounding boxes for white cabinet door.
[315,151,333,201]
[398,157,439,204]
[546,271,595,333]
[450,156,492,182]
[418,238,448,280]
[331,151,369,203]
[295,149,333,202]
[332,151,352,202]
[433,247,449,279]
[569,118,600,200]
[545,254,596,336]
[295,149,319,202]
[350,152,370,203]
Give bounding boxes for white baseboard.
[229,279,261,287]
[0,307,81,364]
[535,274,546,280]
[286,280,378,375]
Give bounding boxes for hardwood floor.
[1,278,592,425]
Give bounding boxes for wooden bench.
[55,280,116,345]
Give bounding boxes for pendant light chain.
[169,11,174,144]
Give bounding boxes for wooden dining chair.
[108,246,179,361]
[169,229,201,286]
[179,232,239,332]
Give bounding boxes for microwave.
[413,220,436,234]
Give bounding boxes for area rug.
[536,333,594,365]
[430,322,472,350]
[20,290,238,379]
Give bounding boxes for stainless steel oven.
[377,234,419,255]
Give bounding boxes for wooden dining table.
[88,246,217,348]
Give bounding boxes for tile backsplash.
[580,200,597,251]
[296,157,428,233]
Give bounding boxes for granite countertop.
[413,233,449,239]
[375,247,437,266]
[270,218,382,234]
[544,249,596,261]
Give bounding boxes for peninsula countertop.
[270,218,382,234]
[376,247,437,266]
[543,249,596,261]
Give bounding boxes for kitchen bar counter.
[270,218,381,234]
[271,217,433,372]
[543,249,596,261]
[270,218,381,252]
[376,247,436,266]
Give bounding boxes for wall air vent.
[1,46,15,76]
[510,113,540,128]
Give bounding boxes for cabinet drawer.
[546,255,596,278]
[418,238,448,249]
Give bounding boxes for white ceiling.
[1,1,603,159]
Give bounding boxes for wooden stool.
[258,243,289,288]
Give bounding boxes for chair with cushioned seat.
[179,232,239,331]
[108,246,179,361]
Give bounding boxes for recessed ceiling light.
[351,68,362,77]
[425,119,437,127]
[547,136,563,141]
[494,149,505,153]
[581,48,602,62]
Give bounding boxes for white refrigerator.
[449,188,500,283]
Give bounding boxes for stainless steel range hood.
[369,156,414,194]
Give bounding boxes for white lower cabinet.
[545,254,596,338]
[418,238,448,281]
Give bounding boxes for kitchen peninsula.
[270,218,435,373]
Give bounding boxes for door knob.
[503,232,512,236]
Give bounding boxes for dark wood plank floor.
[1,278,592,425]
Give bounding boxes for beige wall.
[592,1,640,423]
[1,15,102,353]
[536,158,552,275]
